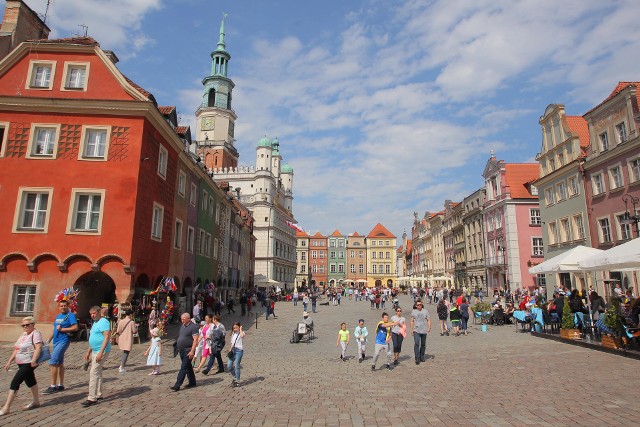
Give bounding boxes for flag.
[286,221,304,232]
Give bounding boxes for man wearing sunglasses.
[410,299,432,365]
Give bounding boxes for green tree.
[561,297,574,329]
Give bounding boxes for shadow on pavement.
[240,376,264,386]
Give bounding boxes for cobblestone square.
[0,295,638,426]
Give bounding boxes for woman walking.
[459,298,471,336]
[227,323,245,387]
[437,299,449,336]
[195,315,214,373]
[116,310,137,373]
[1,317,43,415]
[390,307,406,365]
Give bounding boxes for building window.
[568,176,580,197]
[530,185,538,196]
[198,229,206,254]
[319,251,325,259]
[617,214,633,241]
[187,226,195,253]
[386,252,390,259]
[530,209,541,225]
[301,252,306,261]
[178,171,186,197]
[151,203,164,241]
[173,219,183,249]
[616,122,627,144]
[209,196,214,216]
[372,265,377,274]
[532,237,544,256]
[359,250,364,258]
[560,218,571,242]
[372,252,377,259]
[205,233,212,257]
[68,190,104,233]
[158,145,168,178]
[79,127,109,160]
[338,264,345,273]
[629,158,640,183]
[573,214,585,240]
[330,251,336,259]
[11,285,37,316]
[0,122,8,157]
[213,238,219,259]
[556,182,568,201]
[548,158,555,172]
[301,240,306,247]
[385,265,391,274]
[14,189,52,232]
[312,251,317,259]
[27,60,55,89]
[548,221,558,245]
[330,264,336,273]
[202,190,208,211]
[609,165,623,190]
[28,125,60,158]
[599,132,609,152]
[599,218,612,243]
[592,174,605,195]
[359,265,364,274]
[536,274,546,287]
[350,264,355,273]
[301,265,306,273]
[330,240,336,247]
[545,188,556,206]
[339,240,345,247]
[62,62,89,90]
[371,241,376,246]
[557,153,564,167]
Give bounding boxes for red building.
[308,232,328,289]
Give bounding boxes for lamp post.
[621,194,640,238]
[448,255,456,289]
[423,261,429,289]
[498,245,508,292]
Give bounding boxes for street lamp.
[448,255,456,288]
[621,194,640,238]
[497,245,508,291]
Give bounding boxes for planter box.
[560,328,581,339]
[601,335,623,349]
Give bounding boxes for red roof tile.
[175,126,189,136]
[565,116,589,148]
[123,75,152,99]
[351,231,361,237]
[312,232,325,238]
[296,230,309,237]
[406,240,412,253]
[330,229,342,237]
[28,36,99,46]
[504,164,540,199]
[397,245,403,253]
[158,106,175,115]
[367,223,395,239]
[584,82,640,116]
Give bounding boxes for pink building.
[483,156,543,292]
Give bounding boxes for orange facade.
[308,232,327,288]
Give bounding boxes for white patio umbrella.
[578,237,640,271]
[528,245,603,274]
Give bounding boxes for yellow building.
[366,223,397,288]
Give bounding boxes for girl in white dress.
[143,327,162,375]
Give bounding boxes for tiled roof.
[158,106,176,115]
[28,36,99,46]
[330,229,342,237]
[122,75,152,99]
[584,82,640,116]
[367,223,395,239]
[312,232,325,238]
[175,126,189,136]
[565,116,589,148]
[351,231,361,237]
[504,164,540,199]
[397,245,403,253]
[406,240,412,253]
[296,230,309,237]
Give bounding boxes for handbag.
[227,333,239,359]
[114,319,132,345]
[32,334,51,364]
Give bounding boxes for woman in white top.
[227,322,245,387]
[390,308,406,365]
[1,316,43,415]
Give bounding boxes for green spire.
[216,13,227,52]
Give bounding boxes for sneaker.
[371,365,375,371]
[202,369,210,375]
[393,360,398,366]
[81,400,97,407]
[118,367,126,373]
[415,360,420,365]
[43,386,58,394]
[340,355,343,360]
[359,357,363,363]
[56,385,65,392]
[385,364,392,371]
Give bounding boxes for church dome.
[257,135,271,147]
[281,163,293,174]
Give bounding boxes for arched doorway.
[375,280,382,287]
[387,279,393,288]
[73,271,117,322]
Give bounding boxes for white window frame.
[616,213,633,241]
[202,190,208,211]
[198,229,206,254]
[66,189,105,234]
[592,173,605,196]
[187,226,195,253]
[78,126,110,161]
[573,214,585,240]
[0,121,8,157]
[599,131,609,152]
[359,264,364,274]
[532,237,544,256]
[10,284,37,316]
[598,216,612,244]
[628,157,640,184]
[560,217,571,242]
[158,145,168,179]
[190,183,197,206]
[548,221,558,245]
[13,187,53,233]
[60,61,90,91]
[178,170,186,197]
[151,202,164,241]
[609,164,624,190]
[545,187,555,206]
[173,219,183,249]
[530,208,541,225]
[26,60,56,90]
[568,176,580,197]
[615,122,627,144]
[556,181,567,201]
[208,196,214,216]
[27,124,61,159]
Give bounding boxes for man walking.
[171,313,200,391]
[44,300,78,395]
[410,299,432,365]
[81,306,111,407]
[371,313,397,371]
[310,293,317,313]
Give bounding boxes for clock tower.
[196,14,238,171]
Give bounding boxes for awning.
[578,237,640,271]
[528,245,603,274]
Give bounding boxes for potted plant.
[472,301,491,325]
[560,297,580,339]
[601,298,624,349]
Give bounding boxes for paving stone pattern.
[0,295,638,426]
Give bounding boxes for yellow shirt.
[338,329,349,342]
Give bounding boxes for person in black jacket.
[553,292,564,322]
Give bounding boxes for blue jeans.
[413,332,427,361]
[227,348,244,381]
[293,298,298,306]
[265,307,271,319]
[174,348,196,387]
[312,302,316,313]
[303,302,308,311]
[205,350,224,372]
[460,316,469,331]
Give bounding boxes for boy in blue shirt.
[371,313,397,371]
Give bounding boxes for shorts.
[50,340,71,365]
[451,320,461,325]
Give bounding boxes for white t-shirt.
[230,332,243,350]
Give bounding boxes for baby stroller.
[392,298,400,311]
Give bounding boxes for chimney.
[0,1,50,60]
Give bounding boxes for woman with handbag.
[226,322,245,387]
[1,316,44,415]
[390,307,406,365]
[116,311,138,373]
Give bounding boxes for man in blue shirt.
[81,306,111,407]
[371,313,397,371]
[43,300,78,394]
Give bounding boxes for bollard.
[255,312,258,329]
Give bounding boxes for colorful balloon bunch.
[158,297,175,335]
[54,287,79,313]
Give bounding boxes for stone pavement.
[0,295,638,426]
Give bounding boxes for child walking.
[353,319,368,363]
[336,322,350,361]
[143,327,162,375]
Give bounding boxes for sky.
[8,0,640,241]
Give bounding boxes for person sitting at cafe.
[552,292,564,321]
[568,289,587,314]
[504,303,515,324]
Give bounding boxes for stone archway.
[73,271,116,322]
